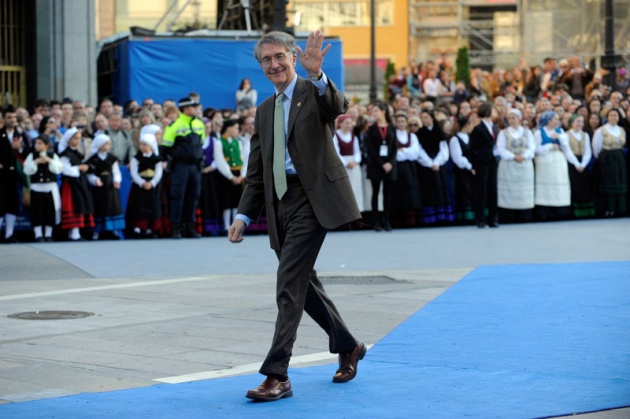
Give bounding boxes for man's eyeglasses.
[260,51,292,68]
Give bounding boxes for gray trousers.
[259,177,357,377]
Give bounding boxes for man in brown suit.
[228,30,366,401]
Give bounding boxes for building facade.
[295,0,630,71]
[3,0,629,110]
[1,0,97,111]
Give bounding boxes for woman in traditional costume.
[592,108,627,216]
[496,109,536,223]
[533,111,571,220]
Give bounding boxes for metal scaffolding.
[409,0,630,70]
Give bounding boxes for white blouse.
[214,137,247,180]
[130,153,163,187]
[592,123,624,158]
[395,130,427,162]
[496,126,536,161]
[449,133,473,170]
[60,147,83,178]
[333,130,362,164]
[562,129,592,168]
[417,126,449,167]
[534,126,569,156]
[23,152,63,193]
[87,152,122,185]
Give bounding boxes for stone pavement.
[0,218,629,418]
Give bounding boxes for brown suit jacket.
[238,76,361,249]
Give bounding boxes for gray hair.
[253,31,296,62]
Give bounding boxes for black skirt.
[127,181,162,221]
[92,173,123,218]
[597,149,628,195]
[215,169,243,210]
[453,166,474,217]
[200,171,221,219]
[392,160,422,210]
[417,164,451,207]
[30,189,56,226]
[67,175,94,215]
[568,160,593,205]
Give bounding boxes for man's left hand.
[228,219,246,244]
[296,30,330,79]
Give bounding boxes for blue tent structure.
[112,36,345,110]
[10,35,346,238]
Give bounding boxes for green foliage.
[455,46,471,87]
[384,59,396,101]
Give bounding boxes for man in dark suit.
[469,102,499,228]
[0,106,29,243]
[228,30,365,401]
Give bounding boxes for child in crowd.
[334,114,364,212]
[127,132,163,238]
[213,119,245,233]
[23,135,63,241]
[163,106,179,126]
[58,127,95,241]
[86,134,126,239]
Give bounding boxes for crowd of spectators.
[0,55,628,243]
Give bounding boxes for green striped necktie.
[273,92,287,200]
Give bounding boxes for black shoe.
[100,231,121,240]
[184,224,201,238]
[35,237,45,243]
[44,237,54,242]
[489,222,499,228]
[1,235,17,244]
[476,222,486,228]
[372,212,383,231]
[171,224,182,239]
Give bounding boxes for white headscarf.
[139,133,159,156]
[140,124,161,137]
[507,108,522,119]
[58,127,79,154]
[87,133,111,160]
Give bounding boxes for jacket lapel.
[287,77,308,141]
[259,97,276,164]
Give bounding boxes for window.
[292,1,393,29]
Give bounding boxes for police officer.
[162,97,205,239]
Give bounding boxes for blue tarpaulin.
[114,37,345,110]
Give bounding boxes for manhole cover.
[7,311,94,320]
[320,275,409,285]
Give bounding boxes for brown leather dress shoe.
[333,341,367,383]
[246,376,293,401]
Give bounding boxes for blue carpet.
[2,261,629,418]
